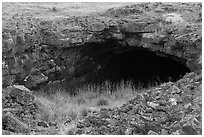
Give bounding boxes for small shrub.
[97,98,109,106]
[77,98,86,105]
[51,7,57,12]
[80,108,88,118]
[68,110,78,121]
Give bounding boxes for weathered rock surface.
[2,112,31,134]
[2,2,202,89]
[2,85,60,135]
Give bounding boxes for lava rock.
[89,22,106,32]
[2,112,30,134]
[182,125,199,135]
[148,130,158,135]
[24,73,48,88]
[161,129,169,135]
[120,22,146,33]
[8,85,35,105]
[37,121,49,128]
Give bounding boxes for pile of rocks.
[2,85,59,135]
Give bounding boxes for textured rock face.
[2,2,202,135]
[2,2,202,90]
[2,84,60,135]
[2,85,40,134]
[8,85,35,105]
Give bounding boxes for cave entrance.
[80,40,191,89]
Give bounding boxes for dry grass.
[34,80,157,134]
[96,98,109,106]
[2,2,135,21]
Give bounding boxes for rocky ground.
[73,72,202,135]
[2,2,202,135]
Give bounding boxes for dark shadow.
[81,40,191,88]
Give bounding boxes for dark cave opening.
[110,48,190,87]
[81,40,191,88]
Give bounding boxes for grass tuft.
[80,108,88,118]
[51,7,57,12]
[96,98,109,106]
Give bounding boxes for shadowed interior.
[78,41,191,88]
